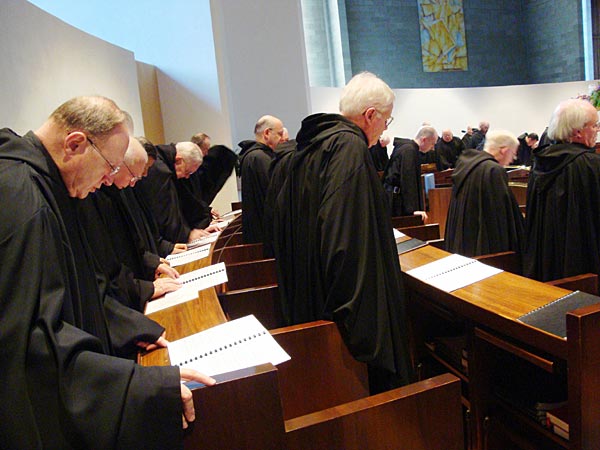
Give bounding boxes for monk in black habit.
[239,114,285,243]
[273,72,413,394]
[176,144,238,228]
[0,97,213,449]
[382,126,437,219]
[78,137,182,313]
[135,140,218,244]
[445,130,525,258]
[524,98,600,284]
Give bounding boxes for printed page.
[168,315,291,376]
[188,232,220,249]
[145,262,228,314]
[407,254,502,292]
[165,243,211,267]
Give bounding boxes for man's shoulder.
[0,158,53,231]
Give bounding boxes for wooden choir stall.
[139,213,464,449]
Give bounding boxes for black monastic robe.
[135,144,191,243]
[273,113,413,391]
[239,140,276,243]
[176,144,238,228]
[445,149,525,257]
[434,136,464,169]
[524,142,600,284]
[383,138,424,215]
[0,129,181,449]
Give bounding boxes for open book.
[188,232,221,249]
[145,262,228,314]
[165,243,211,267]
[406,253,502,292]
[168,315,290,377]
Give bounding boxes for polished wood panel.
[474,250,521,275]
[185,364,286,450]
[546,272,598,295]
[399,223,440,241]
[285,373,463,450]
[434,169,454,187]
[217,242,264,264]
[271,321,369,420]
[427,187,452,238]
[391,214,424,228]
[224,258,278,291]
[218,284,284,330]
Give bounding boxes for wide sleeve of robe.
[0,164,182,449]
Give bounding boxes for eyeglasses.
[364,108,394,127]
[122,160,142,184]
[87,137,121,176]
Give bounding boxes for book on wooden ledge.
[406,253,503,292]
[168,315,290,377]
[144,262,228,315]
[517,290,600,339]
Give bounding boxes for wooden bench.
[546,272,599,295]
[224,258,278,291]
[184,323,463,450]
[399,223,440,242]
[474,250,522,275]
[217,243,264,265]
[218,283,284,329]
[391,215,424,228]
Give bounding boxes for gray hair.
[415,126,438,140]
[483,130,518,154]
[124,137,148,167]
[339,72,395,117]
[175,141,203,166]
[50,96,126,138]
[548,98,597,142]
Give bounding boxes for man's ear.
[64,131,87,156]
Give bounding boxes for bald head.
[254,115,284,149]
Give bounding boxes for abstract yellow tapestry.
[418,0,467,72]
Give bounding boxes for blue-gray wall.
[343,0,585,88]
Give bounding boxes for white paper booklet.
[406,253,502,292]
[168,315,291,376]
[165,243,211,267]
[187,232,220,249]
[220,209,242,219]
[145,262,228,314]
[214,219,232,230]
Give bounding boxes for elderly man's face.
[442,131,453,142]
[497,145,518,166]
[68,124,129,198]
[175,158,200,179]
[265,122,284,150]
[363,107,392,147]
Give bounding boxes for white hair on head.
[175,141,203,166]
[339,72,395,117]
[415,126,437,140]
[124,137,148,166]
[483,130,518,153]
[548,98,597,142]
